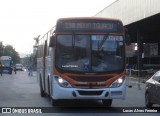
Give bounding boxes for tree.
[2,45,20,64]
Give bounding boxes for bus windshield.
[1,60,11,67]
[56,34,124,73]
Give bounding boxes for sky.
[0,0,116,57]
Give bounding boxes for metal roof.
[95,0,160,43]
[95,0,160,26]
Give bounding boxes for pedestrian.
[14,65,17,74]
[28,64,33,76]
[0,61,3,76]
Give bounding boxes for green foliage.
[1,45,20,64]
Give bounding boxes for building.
[95,0,160,74]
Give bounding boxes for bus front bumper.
[51,79,126,100]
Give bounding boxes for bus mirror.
[49,36,55,47]
[125,34,131,45]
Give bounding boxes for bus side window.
[49,36,55,47]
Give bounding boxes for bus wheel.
[48,77,50,97]
[9,71,12,75]
[40,77,46,97]
[51,98,59,106]
[102,99,112,107]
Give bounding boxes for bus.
[0,56,12,74]
[37,17,130,106]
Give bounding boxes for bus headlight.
[55,76,72,88]
[109,76,125,88]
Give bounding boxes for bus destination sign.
[64,22,114,30]
[56,20,123,33]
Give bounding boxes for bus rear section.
[37,17,130,107]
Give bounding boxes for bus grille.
[77,90,103,96]
[70,76,112,82]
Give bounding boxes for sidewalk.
[27,71,37,77]
[127,75,150,83]
[126,69,153,83]
[126,75,148,90]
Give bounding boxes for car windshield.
[16,64,23,67]
[56,34,124,73]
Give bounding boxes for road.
[0,71,159,116]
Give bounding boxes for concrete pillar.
[137,31,144,90]
[137,31,143,77]
[158,42,160,55]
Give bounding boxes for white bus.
[37,17,130,106]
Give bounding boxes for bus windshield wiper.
[98,34,109,51]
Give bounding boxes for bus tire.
[48,76,50,97]
[51,98,59,106]
[9,69,12,75]
[102,99,112,107]
[40,77,46,97]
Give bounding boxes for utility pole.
[33,35,40,71]
[0,41,3,56]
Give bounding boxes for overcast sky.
[0,0,115,57]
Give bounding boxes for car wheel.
[145,92,153,108]
[102,99,112,107]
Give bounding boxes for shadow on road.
[43,100,122,113]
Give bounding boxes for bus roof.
[38,17,124,41]
[55,17,124,33]
[56,17,123,24]
[0,56,12,60]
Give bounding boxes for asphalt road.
[0,71,159,116]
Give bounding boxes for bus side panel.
[49,47,54,97]
[44,56,52,95]
[37,58,44,89]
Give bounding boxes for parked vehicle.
[15,64,24,71]
[145,70,160,107]
[0,56,13,74]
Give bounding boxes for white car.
[15,64,24,71]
